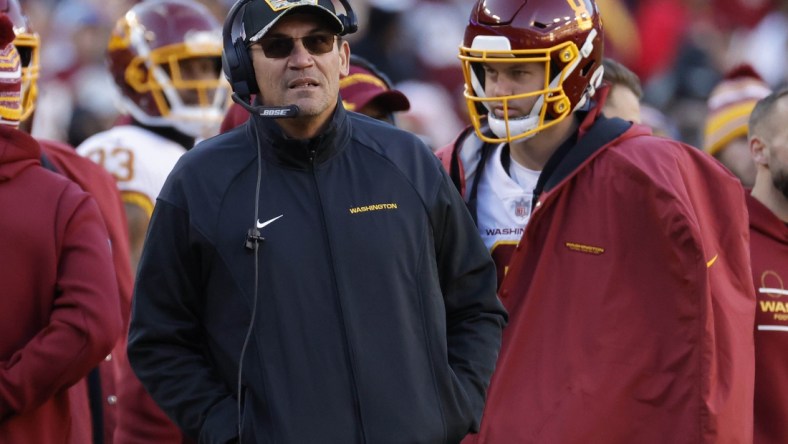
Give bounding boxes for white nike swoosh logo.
[256,214,283,229]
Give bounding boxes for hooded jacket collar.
[0,125,41,182]
[250,98,351,169]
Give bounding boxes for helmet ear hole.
[580,59,596,77]
[16,45,31,67]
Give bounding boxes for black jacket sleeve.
[127,200,238,444]
[431,166,508,431]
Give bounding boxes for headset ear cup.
[338,16,346,32]
[337,0,358,35]
[343,15,358,34]
[232,37,259,97]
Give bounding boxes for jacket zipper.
[309,147,367,443]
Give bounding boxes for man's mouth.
[288,78,319,89]
[493,107,520,118]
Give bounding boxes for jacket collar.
[250,98,351,169]
[746,191,788,244]
[0,125,41,182]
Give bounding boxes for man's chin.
[287,101,334,119]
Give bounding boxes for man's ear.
[750,136,768,167]
[339,40,350,76]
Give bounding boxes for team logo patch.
[758,270,788,327]
[265,0,319,12]
[760,270,786,298]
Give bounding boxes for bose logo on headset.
[221,0,358,117]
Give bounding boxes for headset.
[221,0,358,118]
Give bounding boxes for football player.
[437,0,756,441]
[75,1,229,442]
[77,0,229,274]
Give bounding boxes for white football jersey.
[459,140,538,284]
[474,143,536,252]
[77,125,188,217]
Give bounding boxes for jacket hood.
[0,125,40,182]
[747,191,788,245]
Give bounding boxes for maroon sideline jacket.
[747,192,788,443]
[42,143,190,443]
[40,139,136,444]
[0,125,122,442]
[440,106,755,443]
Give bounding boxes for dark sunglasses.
[254,33,337,59]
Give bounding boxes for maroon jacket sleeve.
[0,186,122,419]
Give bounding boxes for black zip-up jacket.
[128,104,507,444]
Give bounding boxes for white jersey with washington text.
[475,143,537,249]
[469,143,538,285]
[77,125,188,217]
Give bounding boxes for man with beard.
[746,88,788,443]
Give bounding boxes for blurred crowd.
[21,0,788,150]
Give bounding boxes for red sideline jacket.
[40,139,135,444]
[0,126,122,442]
[747,192,788,444]
[44,140,190,443]
[439,108,755,443]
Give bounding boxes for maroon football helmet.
[459,0,605,143]
[2,0,40,123]
[107,0,229,138]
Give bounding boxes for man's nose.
[288,39,314,67]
